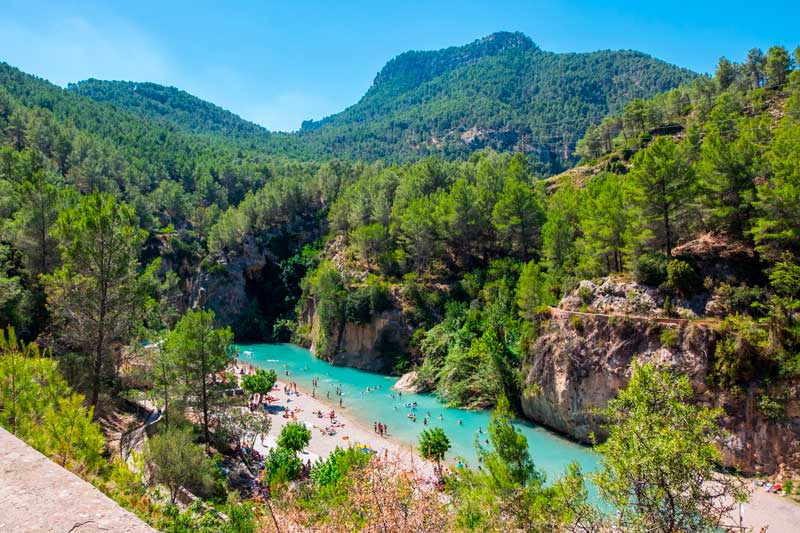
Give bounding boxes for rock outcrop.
[521,279,800,475]
[393,371,424,393]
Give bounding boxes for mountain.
[65,32,697,173]
[297,32,698,170]
[68,79,270,139]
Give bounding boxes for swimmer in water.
[458,419,463,425]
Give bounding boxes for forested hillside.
[269,44,800,413]
[68,32,696,172]
[68,79,271,138]
[298,32,697,170]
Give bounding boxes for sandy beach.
[242,373,434,477]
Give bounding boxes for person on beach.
[339,397,343,407]
[374,422,377,432]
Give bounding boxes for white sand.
[250,379,433,477]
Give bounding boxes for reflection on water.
[240,343,599,483]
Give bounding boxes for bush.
[277,421,312,452]
[343,281,392,325]
[634,252,669,286]
[757,394,785,420]
[717,283,766,316]
[241,368,277,395]
[310,446,369,487]
[666,259,699,295]
[660,327,679,348]
[146,427,217,503]
[264,447,302,485]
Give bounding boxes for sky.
[2,1,797,132]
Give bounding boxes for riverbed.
[240,343,599,481]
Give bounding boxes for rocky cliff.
[521,279,800,476]
[299,298,411,373]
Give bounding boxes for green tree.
[752,122,800,260]
[478,395,539,488]
[12,150,61,278]
[146,427,217,503]
[765,46,791,88]
[277,420,312,452]
[745,48,766,88]
[241,368,277,396]
[595,362,747,532]
[0,328,105,477]
[516,260,551,322]
[41,192,146,410]
[578,173,646,275]
[630,137,694,255]
[492,177,544,260]
[714,57,737,90]
[542,183,580,274]
[418,427,450,480]
[166,309,234,443]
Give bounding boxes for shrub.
[757,394,785,420]
[264,447,302,485]
[577,284,594,303]
[310,446,370,487]
[241,368,277,395]
[634,252,669,286]
[277,421,312,452]
[660,327,679,348]
[570,315,584,332]
[716,283,766,316]
[666,259,700,295]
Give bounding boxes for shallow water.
[240,343,599,481]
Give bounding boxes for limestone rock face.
[393,371,425,393]
[331,312,406,372]
[521,278,800,475]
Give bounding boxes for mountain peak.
[370,32,539,95]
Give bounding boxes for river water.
[240,343,599,481]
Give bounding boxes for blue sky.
[2,1,797,131]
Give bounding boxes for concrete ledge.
[0,427,155,532]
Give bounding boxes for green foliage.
[666,259,699,295]
[0,327,104,476]
[299,32,695,166]
[479,395,540,487]
[343,281,391,324]
[757,394,785,420]
[241,368,277,396]
[659,327,679,348]
[166,309,234,442]
[418,427,451,476]
[633,251,669,286]
[277,420,312,452]
[709,315,768,388]
[146,427,218,503]
[629,136,695,254]
[41,192,146,407]
[264,446,303,486]
[309,445,369,487]
[595,362,747,532]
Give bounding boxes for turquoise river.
[240,343,599,482]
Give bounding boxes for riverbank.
[239,367,435,478]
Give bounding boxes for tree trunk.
[201,349,210,444]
